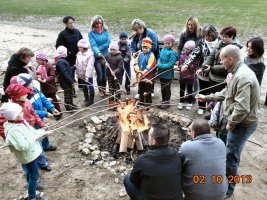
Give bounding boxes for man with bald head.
[196,45,260,198]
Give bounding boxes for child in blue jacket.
[157,34,178,109]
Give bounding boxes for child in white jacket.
[76,39,95,106]
[0,102,48,200]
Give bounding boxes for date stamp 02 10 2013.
[193,175,253,184]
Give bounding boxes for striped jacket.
[134,51,156,79]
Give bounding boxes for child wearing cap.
[105,41,124,106]
[55,46,78,110]
[76,39,95,106]
[0,102,47,200]
[178,40,197,110]
[5,83,52,172]
[16,73,59,152]
[156,34,178,109]
[36,52,61,118]
[118,32,132,94]
[134,37,156,106]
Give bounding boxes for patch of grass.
[0,0,266,38]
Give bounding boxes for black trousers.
[64,87,73,109]
[180,81,193,103]
[160,78,172,102]
[108,78,121,101]
[138,81,152,105]
[198,79,210,109]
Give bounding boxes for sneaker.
[197,109,204,115]
[224,193,233,199]
[44,145,57,152]
[177,103,184,110]
[185,104,193,110]
[40,165,52,171]
[135,94,140,99]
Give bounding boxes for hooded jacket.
[105,51,124,81]
[75,49,95,79]
[56,57,74,89]
[3,54,29,91]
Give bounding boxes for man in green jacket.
[196,45,260,199]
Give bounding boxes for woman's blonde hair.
[131,19,146,31]
[184,16,202,38]
[90,15,108,31]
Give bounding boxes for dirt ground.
[0,18,266,200]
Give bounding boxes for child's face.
[142,46,150,54]
[185,48,193,55]
[79,47,88,53]
[110,48,118,55]
[26,82,34,91]
[36,59,45,65]
[18,94,27,102]
[15,112,24,121]
[164,42,173,49]
[120,38,127,44]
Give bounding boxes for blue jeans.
[123,173,141,200]
[41,136,51,150]
[124,62,131,91]
[94,58,107,88]
[22,158,39,199]
[226,122,258,195]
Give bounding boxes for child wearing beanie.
[55,46,78,110]
[156,34,178,109]
[0,102,47,200]
[76,39,95,106]
[134,37,156,106]
[105,41,124,106]
[4,83,53,172]
[178,40,197,110]
[118,32,132,94]
[36,52,61,117]
[16,73,59,152]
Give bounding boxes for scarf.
[96,27,103,34]
[36,64,48,79]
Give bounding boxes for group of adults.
[1,14,266,200]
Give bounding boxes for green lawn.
[0,0,266,37]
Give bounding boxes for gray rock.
[85,132,94,139]
[82,148,90,155]
[118,189,127,197]
[84,138,92,144]
[92,150,101,156]
[110,161,117,167]
[103,162,109,169]
[89,145,99,151]
[101,151,110,160]
[96,124,102,131]
[115,178,119,183]
[91,116,102,124]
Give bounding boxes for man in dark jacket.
[56,16,83,95]
[3,48,34,91]
[124,124,183,200]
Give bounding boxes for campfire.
[108,99,150,153]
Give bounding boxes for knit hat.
[0,102,22,121]
[119,32,128,39]
[77,39,90,48]
[17,73,33,87]
[109,41,119,50]
[10,76,18,84]
[36,52,48,61]
[142,37,152,48]
[56,46,67,57]
[184,40,196,50]
[5,84,30,101]
[163,34,175,44]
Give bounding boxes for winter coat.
[55,28,83,66]
[105,52,124,81]
[56,58,74,89]
[3,54,29,91]
[177,31,202,60]
[244,57,266,86]
[37,62,57,94]
[4,121,44,164]
[27,87,55,120]
[205,61,260,127]
[179,52,198,82]
[130,146,183,200]
[202,40,242,83]
[0,115,7,141]
[75,50,95,80]
[88,29,111,57]
[134,52,156,79]
[118,42,131,63]
[157,48,177,80]
[12,100,45,128]
[184,38,220,81]
[131,28,159,58]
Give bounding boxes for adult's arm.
[88,32,100,56]
[177,32,186,60]
[55,32,64,49]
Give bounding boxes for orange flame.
[117,99,149,133]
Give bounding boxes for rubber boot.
[89,93,95,106]
[83,93,90,107]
